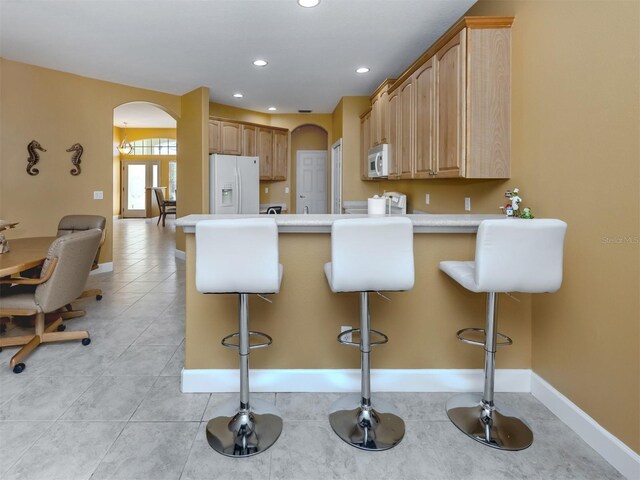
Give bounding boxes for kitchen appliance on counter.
[343,192,407,215]
[368,144,389,178]
[382,191,407,214]
[209,154,259,214]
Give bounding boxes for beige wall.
[0,59,181,263]
[112,127,121,216]
[209,102,271,125]
[176,88,210,253]
[466,0,639,453]
[288,124,329,213]
[331,97,380,203]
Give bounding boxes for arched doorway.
[113,103,178,220]
[290,124,328,213]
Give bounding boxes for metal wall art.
[26,140,46,176]
[67,143,83,176]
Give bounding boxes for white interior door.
[122,161,160,218]
[296,150,327,214]
[331,139,342,214]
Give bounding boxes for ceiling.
[1,0,476,118]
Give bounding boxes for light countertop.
[176,213,505,233]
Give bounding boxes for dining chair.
[54,215,107,323]
[153,187,177,227]
[0,229,102,373]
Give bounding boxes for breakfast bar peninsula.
[177,214,531,393]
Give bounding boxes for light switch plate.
[285,187,290,194]
[264,187,269,194]
[464,197,471,211]
[425,193,430,205]
[93,191,103,200]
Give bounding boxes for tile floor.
[0,218,624,480]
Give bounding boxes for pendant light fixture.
[118,122,133,155]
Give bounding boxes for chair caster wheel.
[57,324,66,332]
[82,338,91,346]
[96,295,103,301]
[13,363,25,374]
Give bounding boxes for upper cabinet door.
[220,121,242,155]
[399,77,414,178]
[208,119,221,154]
[272,130,288,181]
[242,125,257,156]
[258,128,273,180]
[360,110,372,180]
[436,29,466,178]
[387,91,400,178]
[414,56,436,179]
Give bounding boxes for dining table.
[0,236,56,277]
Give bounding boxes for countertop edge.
[176,213,505,234]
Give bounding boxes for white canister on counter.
[368,195,387,215]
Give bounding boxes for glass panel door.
[122,161,160,218]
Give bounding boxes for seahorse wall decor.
[26,140,46,176]
[67,143,83,176]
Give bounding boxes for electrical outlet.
[93,191,103,200]
[341,325,352,343]
[285,186,289,194]
[264,187,269,194]
[465,197,471,211]
[425,193,430,205]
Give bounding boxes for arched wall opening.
[290,124,328,213]
[113,102,178,220]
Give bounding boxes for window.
[130,138,177,155]
[168,161,177,200]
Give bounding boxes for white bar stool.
[324,217,414,451]
[195,218,283,457]
[440,218,567,450]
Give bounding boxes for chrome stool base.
[446,393,533,451]
[329,394,405,451]
[206,397,283,457]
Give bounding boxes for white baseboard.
[181,368,531,394]
[531,373,639,480]
[175,250,186,261]
[90,262,113,275]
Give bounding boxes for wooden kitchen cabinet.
[208,119,220,154]
[369,79,395,147]
[209,116,290,181]
[242,125,257,156]
[436,30,465,178]
[413,56,436,179]
[220,121,242,155]
[360,16,513,181]
[258,128,273,180]
[398,76,414,179]
[209,119,242,155]
[387,90,400,178]
[360,109,372,180]
[272,129,288,181]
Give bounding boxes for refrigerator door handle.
[235,163,241,214]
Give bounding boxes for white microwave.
[368,144,389,178]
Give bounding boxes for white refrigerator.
[209,154,259,214]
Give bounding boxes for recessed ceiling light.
[233,93,244,98]
[253,59,268,67]
[298,0,320,7]
[356,67,370,74]
[268,107,277,111]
